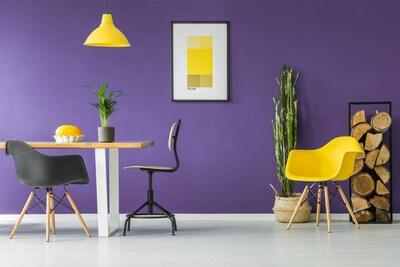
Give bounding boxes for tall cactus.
[272,66,299,197]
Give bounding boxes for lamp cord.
[106,0,109,13]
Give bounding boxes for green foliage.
[272,66,299,197]
[90,83,122,127]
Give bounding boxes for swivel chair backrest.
[168,119,181,171]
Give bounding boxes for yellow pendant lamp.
[84,0,131,47]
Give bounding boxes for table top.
[0,141,154,149]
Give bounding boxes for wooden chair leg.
[65,192,91,237]
[9,192,35,239]
[316,184,322,227]
[323,184,331,233]
[50,193,56,234]
[337,184,360,229]
[286,185,309,230]
[46,192,51,242]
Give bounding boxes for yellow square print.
[187,36,213,89]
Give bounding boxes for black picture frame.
[171,21,230,102]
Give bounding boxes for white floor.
[0,215,398,267]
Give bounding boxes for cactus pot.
[272,193,312,223]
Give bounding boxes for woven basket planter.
[272,193,312,223]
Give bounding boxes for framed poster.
[171,21,230,102]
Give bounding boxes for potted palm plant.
[270,66,311,223]
[91,83,122,142]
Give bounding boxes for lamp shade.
[84,14,131,47]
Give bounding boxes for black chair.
[5,140,91,241]
[123,119,181,236]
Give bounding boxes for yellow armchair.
[285,136,363,233]
[286,136,363,182]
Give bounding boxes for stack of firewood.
[350,110,392,223]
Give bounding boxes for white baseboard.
[0,213,398,222]
[176,213,349,221]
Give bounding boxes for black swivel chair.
[5,140,91,242]
[123,119,181,236]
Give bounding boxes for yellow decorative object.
[285,136,363,233]
[55,125,83,136]
[285,136,363,182]
[187,36,213,88]
[84,14,131,48]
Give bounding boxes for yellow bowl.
[55,125,83,136]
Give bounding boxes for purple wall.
[0,0,398,213]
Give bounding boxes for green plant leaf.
[271,65,299,197]
[89,83,123,127]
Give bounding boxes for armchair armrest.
[285,149,323,181]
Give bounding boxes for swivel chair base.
[123,172,177,236]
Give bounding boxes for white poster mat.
[172,23,228,101]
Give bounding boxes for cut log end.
[369,195,390,211]
[376,209,391,223]
[371,111,392,133]
[376,144,390,166]
[351,195,370,213]
[352,159,364,175]
[376,180,390,196]
[374,165,391,184]
[356,143,366,159]
[355,210,374,223]
[351,122,372,141]
[364,133,382,151]
[351,110,366,127]
[365,149,379,169]
[351,173,375,197]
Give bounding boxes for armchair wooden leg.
[46,192,51,242]
[9,192,35,239]
[65,192,91,237]
[50,193,56,234]
[323,184,331,233]
[286,185,309,230]
[337,184,360,229]
[316,184,322,227]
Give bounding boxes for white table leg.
[95,148,109,237]
[109,148,120,230]
[95,148,120,237]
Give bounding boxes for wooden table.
[0,141,154,237]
